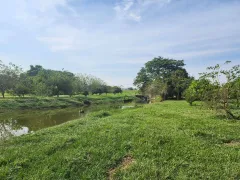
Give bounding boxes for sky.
[0,0,239,87]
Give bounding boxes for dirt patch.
[224,140,240,147]
[108,156,135,180]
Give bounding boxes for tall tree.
[0,61,21,98]
[14,73,33,97]
[27,65,43,76]
[145,57,185,79]
[134,57,191,100]
[170,69,192,100]
[46,70,75,97]
[134,67,151,93]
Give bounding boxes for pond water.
[0,104,124,140]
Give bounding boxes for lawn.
[0,90,137,110]
[0,101,239,179]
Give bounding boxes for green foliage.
[134,67,150,93]
[199,62,240,119]
[0,61,21,98]
[82,91,89,97]
[186,61,240,119]
[113,86,122,94]
[134,57,192,100]
[170,69,193,100]
[13,73,33,97]
[26,65,43,76]
[0,61,121,98]
[184,79,211,105]
[144,79,167,99]
[74,74,107,96]
[145,57,185,78]
[231,78,240,107]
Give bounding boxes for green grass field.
[0,90,137,110]
[1,101,240,179]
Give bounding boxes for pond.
[0,104,125,140]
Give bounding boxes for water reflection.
[0,104,123,140]
[0,118,29,140]
[0,107,87,140]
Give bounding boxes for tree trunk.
[177,92,180,100]
[2,92,4,98]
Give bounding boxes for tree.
[231,78,240,107]
[170,69,193,100]
[14,73,33,97]
[143,79,167,100]
[134,67,151,93]
[27,65,43,76]
[73,74,88,95]
[134,57,191,100]
[88,76,106,94]
[82,91,89,97]
[101,85,111,95]
[184,79,210,105]
[46,70,75,97]
[197,61,240,119]
[145,57,185,79]
[113,86,122,94]
[92,88,103,95]
[127,87,134,90]
[29,68,75,97]
[0,61,21,98]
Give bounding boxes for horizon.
[0,0,239,87]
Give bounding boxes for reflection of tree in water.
[15,109,82,131]
[0,104,121,140]
[0,118,28,140]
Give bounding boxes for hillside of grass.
[0,90,136,110]
[0,101,240,179]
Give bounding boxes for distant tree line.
[0,61,122,98]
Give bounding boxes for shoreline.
[0,95,135,110]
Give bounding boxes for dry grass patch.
[224,140,240,147]
[108,155,135,180]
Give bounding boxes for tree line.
[0,61,122,98]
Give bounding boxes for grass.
[0,101,240,179]
[0,91,136,110]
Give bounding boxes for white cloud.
[114,0,141,22]
[0,0,77,31]
[123,0,134,11]
[129,13,141,22]
[114,0,171,22]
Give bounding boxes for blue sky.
[0,0,239,87]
